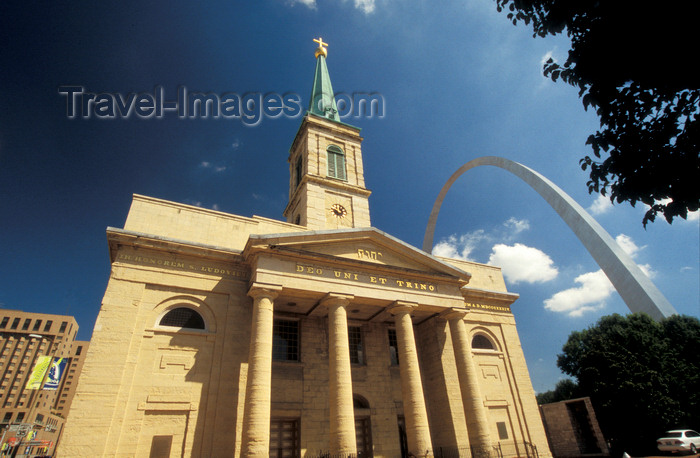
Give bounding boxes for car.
[657,429,700,454]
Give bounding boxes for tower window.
[327,145,346,180]
[295,155,303,189]
[159,308,205,330]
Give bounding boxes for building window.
[496,421,509,440]
[43,321,53,332]
[59,321,68,333]
[149,435,173,458]
[353,395,372,457]
[348,326,364,365]
[75,346,83,356]
[0,317,7,328]
[273,319,299,362]
[327,145,346,180]
[32,320,42,331]
[269,418,299,458]
[22,319,31,331]
[159,308,205,330]
[472,334,496,350]
[15,412,24,423]
[11,318,20,330]
[397,416,408,458]
[388,329,399,365]
[2,412,11,424]
[355,417,372,456]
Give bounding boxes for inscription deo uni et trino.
[295,264,436,291]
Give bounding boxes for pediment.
[244,227,470,281]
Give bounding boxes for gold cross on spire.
[313,36,328,58]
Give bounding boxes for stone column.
[443,308,492,455]
[241,284,281,457]
[322,293,357,456]
[388,301,433,456]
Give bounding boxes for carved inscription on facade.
[356,249,383,261]
[116,252,247,278]
[465,302,511,313]
[295,263,436,292]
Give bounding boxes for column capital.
[387,301,418,316]
[248,283,283,300]
[320,292,354,308]
[440,307,470,321]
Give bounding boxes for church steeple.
[308,37,340,122]
[283,38,372,230]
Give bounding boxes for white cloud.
[288,0,316,8]
[200,161,226,173]
[286,0,375,13]
[487,243,558,284]
[433,217,533,263]
[544,233,654,317]
[614,233,643,258]
[353,0,375,13]
[504,217,529,235]
[432,230,487,261]
[614,233,654,278]
[544,270,614,317]
[540,50,554,68]
[588,194,613,215]
[688,210,700,222]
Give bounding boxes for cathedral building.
[58,40,551,457]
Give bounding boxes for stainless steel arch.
[423,156,676,321]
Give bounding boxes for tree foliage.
[494,0,700,225]
[536,378,580,405]
[557,313,700,455]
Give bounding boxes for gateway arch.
[422,156,676,321]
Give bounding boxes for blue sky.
[1,0,697,393]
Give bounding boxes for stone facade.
[58,45,552,457]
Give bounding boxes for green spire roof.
[308,39,340,122]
